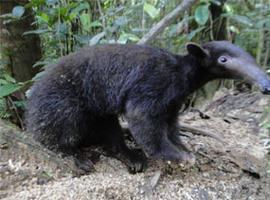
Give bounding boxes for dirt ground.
[0,91,270,200]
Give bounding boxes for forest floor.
[0,90,270,200]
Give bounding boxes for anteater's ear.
[186,42,209,59]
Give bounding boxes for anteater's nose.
[260,79,270,95]
[262,85,270,95]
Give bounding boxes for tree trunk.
[209,0,227,40]
[0,0,42,82]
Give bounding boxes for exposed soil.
[1,91,270,200]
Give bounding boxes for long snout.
[245,65,270,95]
[257,75,270,94]
[232,59,270,95]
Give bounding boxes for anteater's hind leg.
[95,115,147,173]
[56,110,98,174]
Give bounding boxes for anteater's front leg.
[167,119,193,153]
[125,110,193,162]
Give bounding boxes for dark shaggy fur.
[25,41,270,173]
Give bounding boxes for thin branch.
[209,12,214,41]
[263,37,269,68]
[179,123,226,143]
[96,0,106,31]
[137,0,198,45]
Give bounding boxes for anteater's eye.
[218,56,228,63]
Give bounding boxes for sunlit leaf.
[0,13,13,19]
[74,34,93,45]
[12,6,25,18]
[228,25,239,34]
[224,3,232,13]
[123,33,140,42]
[69,12,77,21]
[194,5,209,25]
[58,7,68,18]
[118,33,139,44]
[3,74,16,83]
[23,29,50,35]
[32,71,46,81]
[144,3,160,19]
[33,60,51,68]
[37,13,49,24]
[89,32,105,46]
[90,21,102,28]
[80,13,91,32]
[0,83,22,98]
[0,79,8,85]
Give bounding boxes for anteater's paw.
[178,151,196,166]
[124,148,147,174]
[164,151,196,173]
[151,147,196,167]
[105,143,147,173]
[74,156,95,174]
[72,150,98,175]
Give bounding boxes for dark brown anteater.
[25,41,270,173]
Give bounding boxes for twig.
[121,119,225,143]
[140,170,161,195]
[263,39,269,68]
[142,0,146,35]
[137,0,198,44]
[96,0,106,31]
[209,12,214,41]
[256,0,264,65]
[179,123,226,143]
[189,108,211,119]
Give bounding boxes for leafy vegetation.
[0,67,28,126]
[6,0,269,65]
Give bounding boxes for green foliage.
[194,4,209,25]
[0,70,28,98]
[223,1,270,64]
[0,84,23,98]
[144,3,160,19]
[0,66,28,122]
[18,0,268,66]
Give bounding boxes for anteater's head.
[186,41,270,94]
